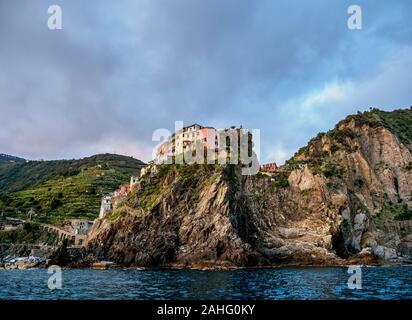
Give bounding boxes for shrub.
[323,163,341,178]
[354,177,364,188]
[50,198,62,210]
[272,178,289,188]
[330,144,340,153]
[395,204,412,221]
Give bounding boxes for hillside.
[86,107,412,267]
[0,154,145,224]
[0,154,26,165]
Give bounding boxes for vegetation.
[301,188,313,196]
[272,178,289,188]
[374,202,412,223]
[105,208,124,222]
[327,127,358,152]
[322,162,343,179]
[327,181,341,190]
[354,177,365,188]
[0,153,144,193]
[290,107,412,186]
[226,165,239,189]
[394,204,412,221]
[347,107,412,146]
[0,154,26,165]
[0,154,144,224]
[0,222,58,245]
[125,163,224,213]
[271,170,290,188]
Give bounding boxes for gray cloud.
[1,0,411,163]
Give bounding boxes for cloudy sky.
[1,0,412,163]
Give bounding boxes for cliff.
[86,107,412,267]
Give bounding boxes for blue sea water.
[0,266,411,300]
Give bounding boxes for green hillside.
[0,154,26,165]
[346,107,412,147]
[0,154,145,225]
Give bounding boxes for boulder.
[372,245,397,260]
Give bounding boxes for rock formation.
[86,107,412,267]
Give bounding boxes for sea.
[0,266,411,300]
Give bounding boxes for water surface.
[0,266,411,300]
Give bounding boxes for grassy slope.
[0,153,144,193]
[0,154,145,225]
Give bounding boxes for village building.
[98,182,134,219]
[153,124,258,164]
[99,194,113,219]
[155,124,220,163]
[69,219,93,236]
[114,184,131,197]
[260,162,278,173]
[1,218,24,231]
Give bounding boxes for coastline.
[1,257,410,271]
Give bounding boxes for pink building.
[155,124,220,163]
[199,127,219,151]
[260,162,278,173]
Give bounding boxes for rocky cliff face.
[86,165,269,267]
[289,108,412,261]
[86,108,412,267]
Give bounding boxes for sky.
[1,0,412,164]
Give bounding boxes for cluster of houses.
[69,219,94,236]
[154,123,260,165]
[155,124,219,163]
[99,182,133,219]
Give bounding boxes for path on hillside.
[5,218,87,247]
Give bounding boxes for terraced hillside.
[0,154,145,225]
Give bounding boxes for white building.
[70,219,93,235]
[99,195,113,219]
